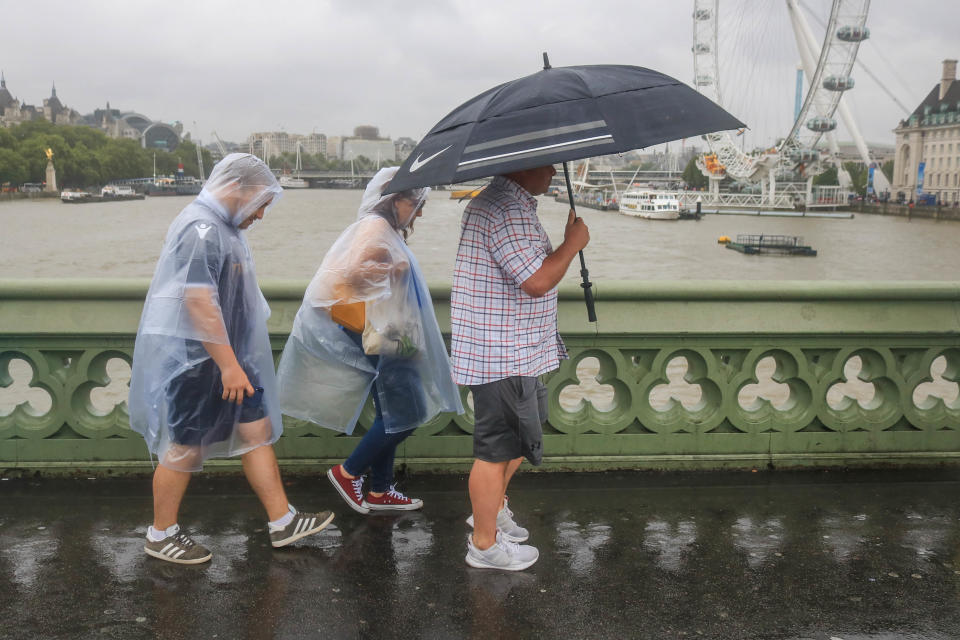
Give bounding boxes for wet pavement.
[2,469,960,640]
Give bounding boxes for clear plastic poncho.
[129,153,284,471]
[277,167,463,434]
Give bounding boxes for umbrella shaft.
[563,162,597,323]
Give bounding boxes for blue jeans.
[341,328,415,492]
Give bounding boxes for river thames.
[2,189,958,412]
[3,188,960,282]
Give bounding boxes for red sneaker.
[363,485,423,511]
[327,465,369,514]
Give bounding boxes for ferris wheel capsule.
[806,117,837,133]
[788,149,820,164]
[836,25,870,42]
[823,75,856,91]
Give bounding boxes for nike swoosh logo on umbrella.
[409,145,452,172]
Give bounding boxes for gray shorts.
[470,376,548,466]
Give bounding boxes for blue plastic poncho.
[129,153,284,471]
[277,167,463,434]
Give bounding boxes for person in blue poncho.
[277,166,462,514]
[129,154,333,564]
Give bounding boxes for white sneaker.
[466,500,529,543]
[465,532,539,571]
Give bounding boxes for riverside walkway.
[2,469,960,639]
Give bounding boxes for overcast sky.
[3,0,956,150]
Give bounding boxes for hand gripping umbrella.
[386,53,746,321]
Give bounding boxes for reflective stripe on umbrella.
[387,54,746,320]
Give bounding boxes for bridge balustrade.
[1,280,958,474]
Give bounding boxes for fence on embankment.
[855,202,960,221]
[1,279,958,475]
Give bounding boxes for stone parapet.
[1,279,958,474]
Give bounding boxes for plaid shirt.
[451,176,568,385]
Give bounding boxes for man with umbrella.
[453,165,589,570]
[384,55,744,570]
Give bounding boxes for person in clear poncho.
[129,154,333,565]
[277,166,463,513]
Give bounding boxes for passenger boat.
[60,190,93,203]
[279,175,308,189]
[618,190,681,220]
[100,185,144,200]
[145,177,203,196]
[61,186,145,203]
[145,161,203,196]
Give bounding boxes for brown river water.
[1,189,958,413]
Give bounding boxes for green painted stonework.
[1,279,958,473]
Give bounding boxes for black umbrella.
[387,54,745,321]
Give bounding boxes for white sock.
[147,523,180,542]
[268,504,297,532]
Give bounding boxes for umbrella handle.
[562,162,597,323]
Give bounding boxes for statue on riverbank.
[44,147,56,192]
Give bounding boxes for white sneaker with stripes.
[269,510,335,548]
[144,530,213,565]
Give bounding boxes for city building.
[326,136,343,160]
[0,73,183,150]
[247,131,293,160]
[394,136,417,162]
[893,59,960,204]
[341,125,395,163]
[85,105,183,150]
[247,131,327,160]
[0,75,80,127]
[832,141,895,166]
[300,132,326,157]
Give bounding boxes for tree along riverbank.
[0,120,212,190]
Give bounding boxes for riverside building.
[894,59,960,205]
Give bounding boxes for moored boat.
[145,177,203,197]
[100,185,145,200]
[60,189,93,203]
[280,142,309,189]
[619,190,681,220]
[279,175,308,189]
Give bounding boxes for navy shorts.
[165,359,265,446]
[470,376,548,466]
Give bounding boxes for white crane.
[210,131,228,159]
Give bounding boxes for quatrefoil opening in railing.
[558,356,616,413]
[826,355,879,411]
[730,350,815,433]
[648,355,704,412]
[0,356,54,418]
[445,387,476,436]
[551,351,633,435]
[738,356,792,412]
[88,357,131,416]
[823,350,900,431]
[67,351,134,438]
[641,350,724,433]
[912,354,959,411]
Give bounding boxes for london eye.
[690,0,889,208]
